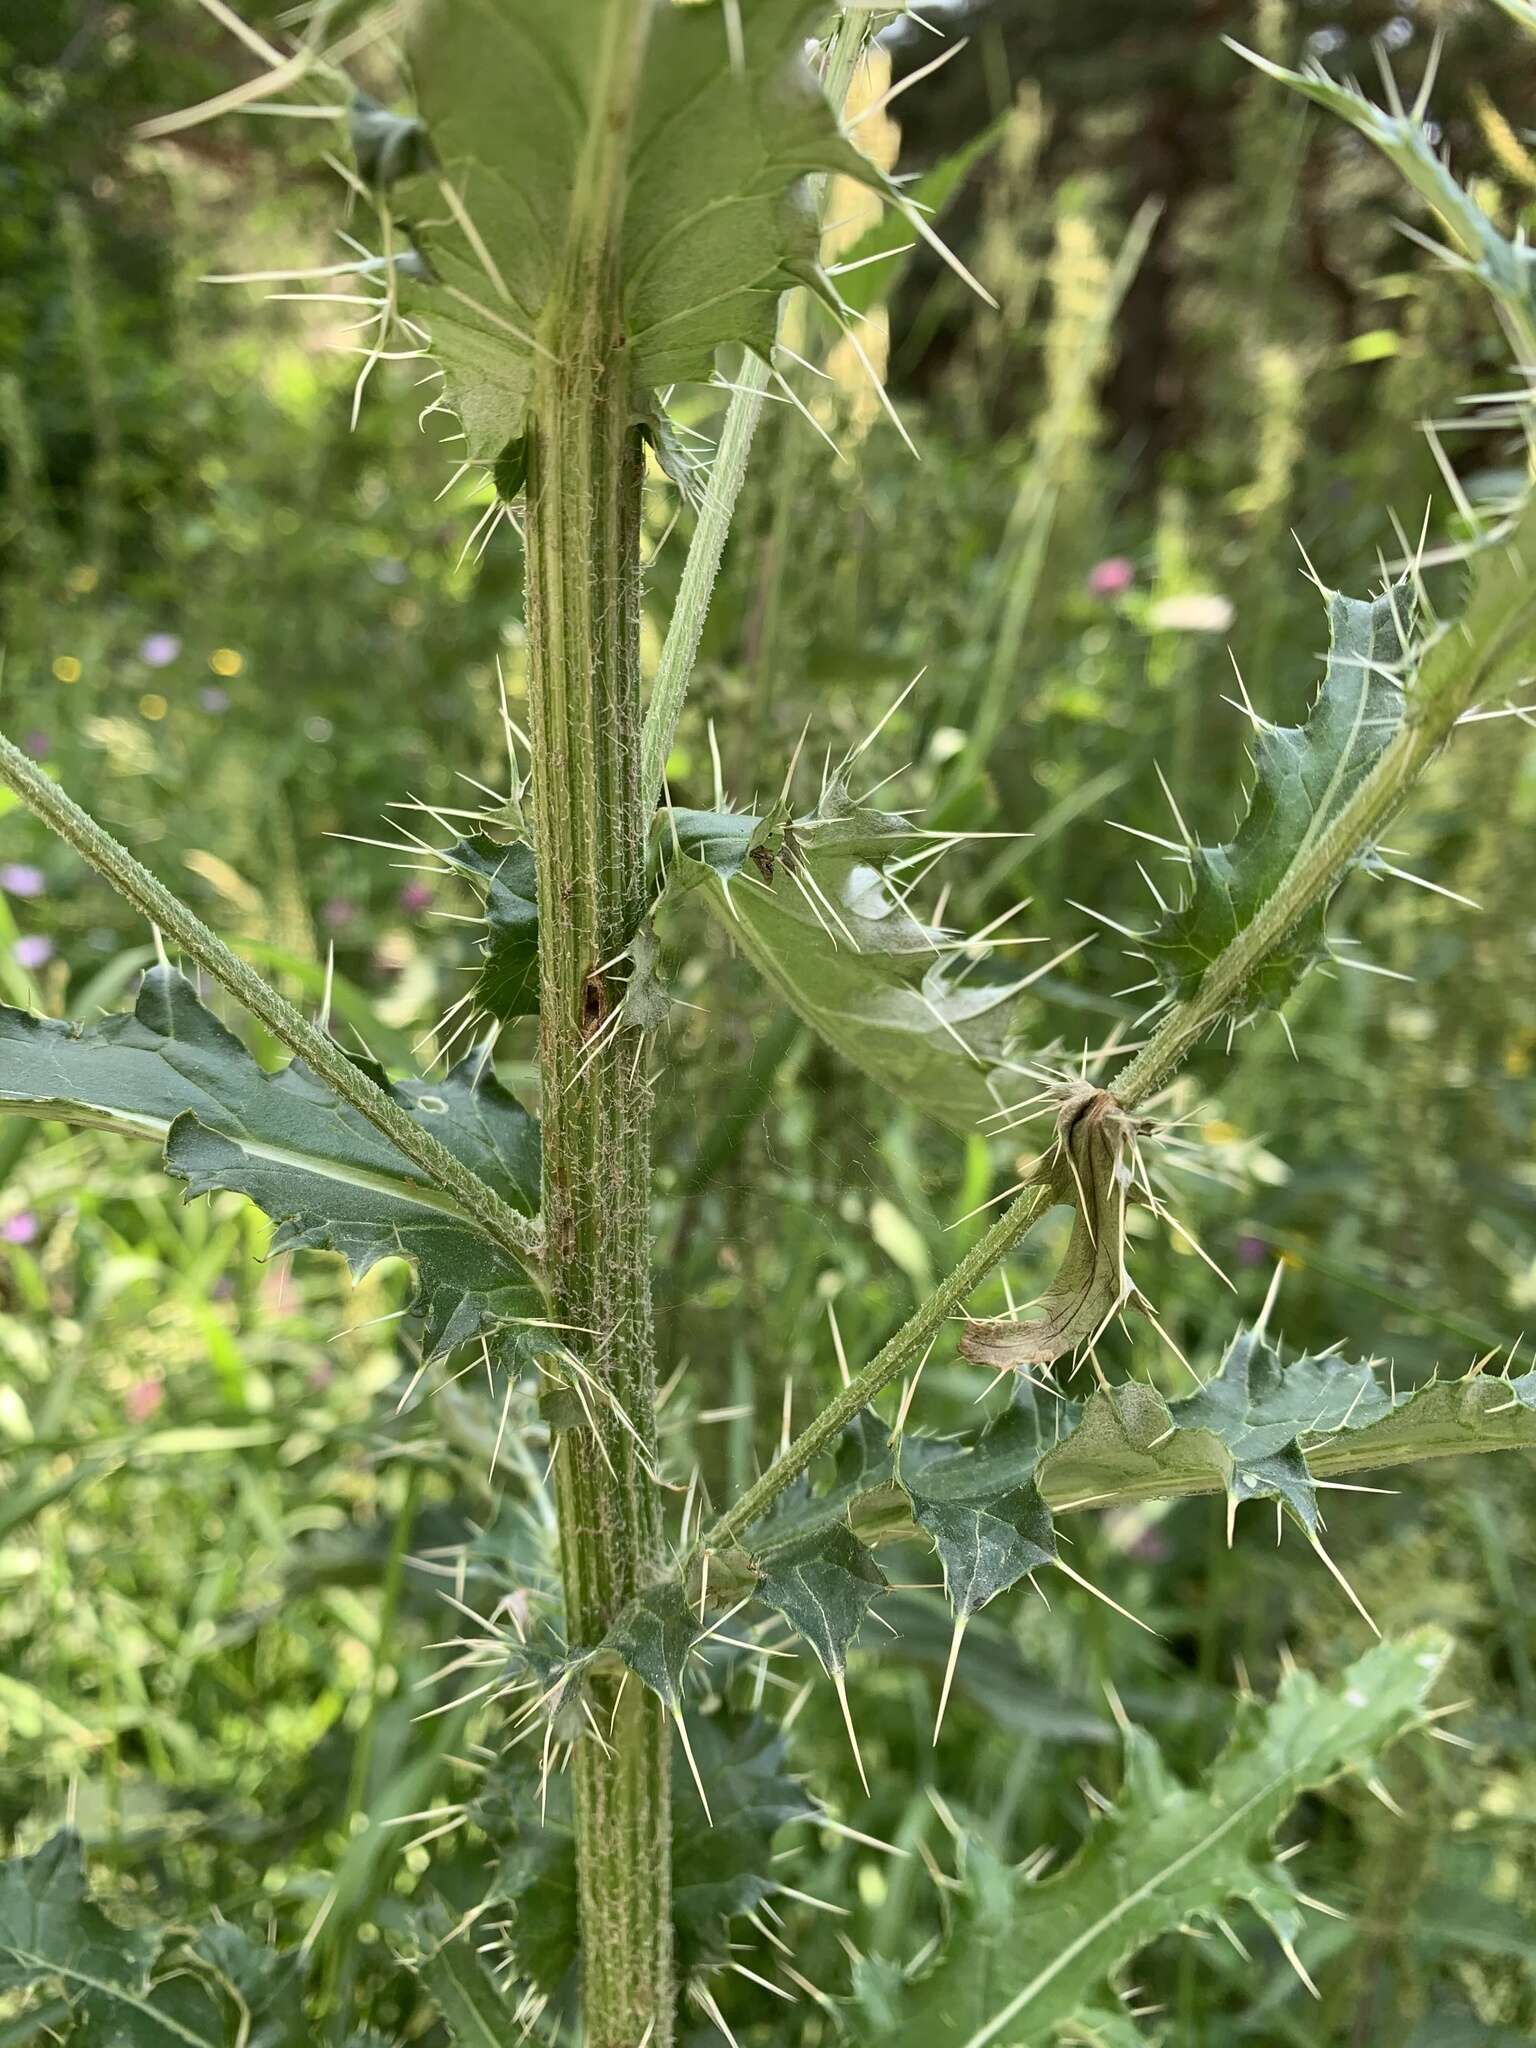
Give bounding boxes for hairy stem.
[0,729,542,1273]
[523,6,670,2043]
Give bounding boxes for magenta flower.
[1,1212,39,1246]
[1088,556,1135,598]
[322,899,357,931]
[1236,1234,1268,1267]
[0,864,45,898]
[12,935,53,970]
[139,633,182,668]
[23,731,50,759]
[399,879,434,913]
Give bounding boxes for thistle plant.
[4,6,1536,2045]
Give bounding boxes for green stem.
[523,6,670,2042]
[0,730,542,1275]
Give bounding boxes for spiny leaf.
[1231,43,1536,342]
[899,1382,1060,1618]
[669,1711,814,1973]
[400,0,884,457]
[0,968,541,1364]
[440,837,540,1020]
[472,1711,808,1995]
[1147,583,1411,1018]
[707,1334,1536,1661]
[866,1630,1451,2046]
[455,787,1045,1130]
[664,787,1041,1132]
[1168,1326,1390,1532]
[753,1520,887,1675]
[1035,1340,1536,1529]
[602,1579,698,1709]
[411,1901,522,2048]
[960,1087,1144,1370]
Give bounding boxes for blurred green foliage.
[1,1,1534,2042]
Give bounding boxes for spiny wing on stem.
[396,0,887,459]
[464,1710,810,1997]
[1146,583,1412,1019]
[860,1631,1449,2046]
[0,967,542,1363]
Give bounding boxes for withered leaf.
[960,1086,1141,1372]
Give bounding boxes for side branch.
[704,508,1536,1553]
[703,1182,1053,1553]
[0,730,544,1274]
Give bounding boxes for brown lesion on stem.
[579,970,612,1038]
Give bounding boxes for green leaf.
[899,1383,1059,1618]
[959,1087,1144,1370]
[455,786,1044,1130]
[602,1579,698,1709]
[0,968,541,1363]
[401,0,884,457]
[411,1900,522,2048]
[0,1832,232,2046]
[440,837,540,1020]
[1146,583,1410,1017]
[1168,1326,1389,1533]
[669,1711,814,1973]
[868,1630,1451,2046]
[664,788,1040,1132]
[1231,44,1536,342]
[471,1710,810,1995]
[0,1832,155,2009]
[1035,1338,1536,1529]
[753,1520,887,1675]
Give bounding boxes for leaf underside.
[0,968,541,1364]
[400,0,884,457]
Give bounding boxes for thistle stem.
[0,728,542,1273]
[522,4,671,2041]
